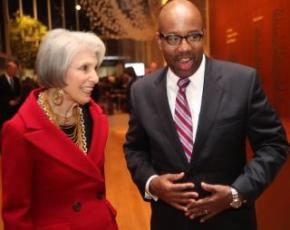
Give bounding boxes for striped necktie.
[174,78,193,162]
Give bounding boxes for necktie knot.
[177,78,190,93]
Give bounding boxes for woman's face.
[62,48,99,105]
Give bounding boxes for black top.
[82,103,92,151]
[60,104,92,153]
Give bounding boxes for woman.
[1,29,118,230]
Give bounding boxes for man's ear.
[155,32,162,50]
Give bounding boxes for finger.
[174,196,197,206]
[201,182,217,193]
[187,197,211,209]
[184,211,193,218]
[171,194,198,205]
[170,192,197,204]
[166,172,185,182]
[187,209,207,219]
[173,190,199,201]
[200,211,217,223]
[171,182,195,191]
[186,198,198,209]
[171,202,188,212]
[185,201,206,215]
[183,191,199,199]
[185,207,204,217]
[186,199,212,215]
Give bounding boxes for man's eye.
[167,35,180,43]
[188,33,202,41]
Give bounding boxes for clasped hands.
[149,172,233,223]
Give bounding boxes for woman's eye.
[80,65,89,72]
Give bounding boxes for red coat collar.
[19,89,108,182]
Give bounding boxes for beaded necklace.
[37,91,88,153]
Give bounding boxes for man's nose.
[177,38,192,52]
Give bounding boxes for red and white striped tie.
[174,78,193,162]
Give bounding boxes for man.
[0,59,21,128]
[123,0,289,229]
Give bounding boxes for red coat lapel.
[20,89,107,183]
[87,102,108,172]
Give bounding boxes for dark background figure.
[91,84,101,103]
[19,77,39,104]
[145,61,158,75]
[123,66,138,112]
[98,76,115,115]
[0,59,21,129]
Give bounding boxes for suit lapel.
[1,75,13,92]
[21,90,104,182]
[191,58,224,166]
[152,68,190,167]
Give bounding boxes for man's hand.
[149,172,198,211]
[185,182,232,222]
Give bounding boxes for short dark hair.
[124,67,137,78]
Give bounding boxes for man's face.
[157,6,204,78]
[6,62,18,77]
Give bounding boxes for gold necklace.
[38,91,88,153]
[60,124,78,143]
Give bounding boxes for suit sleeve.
[123,85,157,199]
[1,120,34,229]
[232,71,289,202]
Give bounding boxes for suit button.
[96,192,104,200]
[72,202,81,212]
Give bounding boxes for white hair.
[36,29,106,88]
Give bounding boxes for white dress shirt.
[145,55,206,200]
[5,73,14,88]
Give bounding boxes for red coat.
[1,89,118,230]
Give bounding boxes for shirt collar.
[5,72,12,82]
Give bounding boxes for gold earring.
[52,89,64,106]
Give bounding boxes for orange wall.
[209,0,290,119]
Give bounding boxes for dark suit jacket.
[124,58,289,230]
[1,89,118,230]
[0,74,21,127]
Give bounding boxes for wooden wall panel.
[209,0,290,118]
